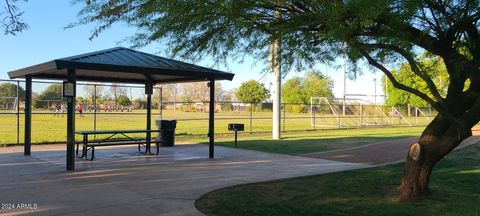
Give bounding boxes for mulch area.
[302,129,480,165]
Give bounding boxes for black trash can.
[156,120,177,147]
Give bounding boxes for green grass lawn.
[193,126,424,155]
[0,108,431,145]
[196,144,480,216]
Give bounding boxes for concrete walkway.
[302,132,480,165]
[0,144,369,216]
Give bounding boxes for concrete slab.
[0,144,368,216]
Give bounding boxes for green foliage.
[117,95,132,106]
[72,0,352,73]
[284,104,305,113]
[304,72,334,101]
[282,71,334,109]
[236,80,269,105]
[73,0,480,111]
[257,102,272,112]
[282,77,305,104]
[75,96,88,104]
[33,84,63,108]
[384,56,449,107]
[221,102,233,111]
[0,83,25,99]
[0,83,25,109]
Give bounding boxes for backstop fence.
[0,79,436,145]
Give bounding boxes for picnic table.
[76,129,162,160]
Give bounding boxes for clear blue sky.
[0,1,385,103]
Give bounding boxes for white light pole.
[270,38,281,140]
[270,9,282,140]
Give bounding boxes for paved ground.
[0,144,369,216]
[302,130,480,164]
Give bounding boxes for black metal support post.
[234,130,238,148]
[93,84,97,140]
[313,105,316,129]
[360,105,363,126]
[24,75,32,155]
[146,83,152,154]
[282,104,286,132]
[208,79,215,158]
[159,87,163,119]
[249,103,253,134]
[66,69,76,171]
[16,80,20,145]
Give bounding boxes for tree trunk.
[398,147,436,201]
[398,116,470,201]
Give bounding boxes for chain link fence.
[0,79,436,145]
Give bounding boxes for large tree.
[117,95,132,107]
[236,80,270,108]
[155,84,177,102]
[108,84,126,109]
[303,71,334,102]
[83,83,104,104]
[75,0,480,201]
[176,82,224,102]
[282,71,334,104]
[34,84,62,108]
[282,77,305,104]
[0,82,25,109]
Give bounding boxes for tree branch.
[2,0,28,35]
[357,48,437,107]
[357,42,445,104]
[357,47,469,132]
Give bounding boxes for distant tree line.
[233,71,334,113]
[0,83,25,109]
[1,73,333,112]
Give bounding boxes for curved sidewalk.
[302,131,480,165]
[0,144,369,216]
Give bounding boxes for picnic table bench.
[76,129,162,160]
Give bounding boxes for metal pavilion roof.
[7,47,235,84]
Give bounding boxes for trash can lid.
[156,119,177,123]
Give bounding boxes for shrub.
[285,104,305,113]
[221,102,233,111]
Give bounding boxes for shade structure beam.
[145,83,153,154]
[66,68,76,171]
[24,75,32,156]
[208,79,215,158]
